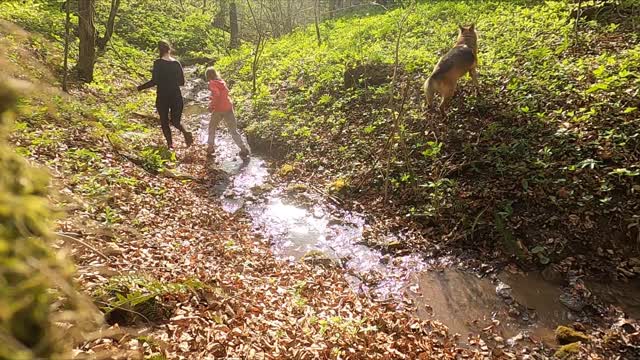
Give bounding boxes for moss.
[554,342,581,359]
[278,163,295,177]
[555,325,590,345]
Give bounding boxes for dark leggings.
[157,95,187,147]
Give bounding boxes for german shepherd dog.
[424,24,478,113]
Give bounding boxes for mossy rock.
[301,250,337,268]
[554,342,581,359]
[286,183,308,193]
[251,183,274,196]
[555,325,589,345]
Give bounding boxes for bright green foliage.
[219,0,640,256]
[0,0,228,61]
[0,81,69,359]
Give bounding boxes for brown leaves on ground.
[42,125,481,359]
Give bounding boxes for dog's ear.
[459,24,465,32]
[469,23,475,31]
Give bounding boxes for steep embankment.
[0,9,484,360]
[220,0,640,274]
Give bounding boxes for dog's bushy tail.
[423,76,436,108]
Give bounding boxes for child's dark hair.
[158,40,172,57]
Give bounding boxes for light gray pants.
[208,111,248,151]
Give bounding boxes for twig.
[94,300,153,324]
[308,183,343,205]
[470,206,490,241]
[56,232,110,261]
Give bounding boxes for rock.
[496,282,512,298]
[554,342,581,359]
[506,332,524,346]
[629,258,640,267]
[508,307,521,318]
[555,325,589,345]
[542,265,565,285]
[250,183,274,196]
[614,319,637,334]
[559,293,586,312]
[103,242,124,256]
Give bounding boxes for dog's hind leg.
[439,83,456,115]
[469,67,479,94]
[423,77,436,110]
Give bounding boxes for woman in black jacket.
[138,40,193,149]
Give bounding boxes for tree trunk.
[77,0,96,82]
[229,0,239,49]
[329,0,337,18]
[314,0,322,46]
[62,0,71,92]
[97,0,120,51]
[213,0,229,30]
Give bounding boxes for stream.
[181,68,640,346]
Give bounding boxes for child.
[205,67,250,158]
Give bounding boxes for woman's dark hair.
[158,40,172,57]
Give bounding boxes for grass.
[219,0,640,264]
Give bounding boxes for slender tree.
[314,0,321,46]
[229,0,240,48]
[77,0,96,82]
[97,0,121,51]
[62,0,71,91]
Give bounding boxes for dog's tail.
[423,76,436,108]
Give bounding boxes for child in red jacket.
[206,67,250,158]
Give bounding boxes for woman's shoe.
[184,132,194,147]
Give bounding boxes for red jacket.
[209,79,233,112]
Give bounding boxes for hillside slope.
[221,0,640,273]
[0,8,482,360]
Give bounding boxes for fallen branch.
[131,112,158,121]
[105,135,159,175]
[56,232,110,261]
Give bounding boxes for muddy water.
[181,68,640,344]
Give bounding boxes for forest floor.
[2,12,640,360]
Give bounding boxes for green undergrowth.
[0,12,178,242]
[0,0,227,61]
[94,275,205,325]
[220,0,640,265]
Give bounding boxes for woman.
[205,67,250,158]
[137,40,193,150]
